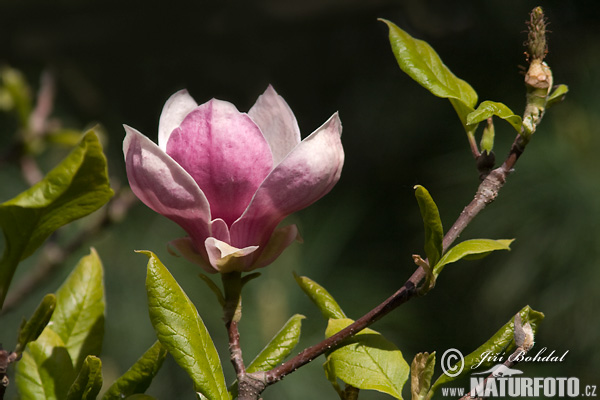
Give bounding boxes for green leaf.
[51,248,105,370]
[414,185,444,268]
[16,293,56,355]
[15,327,76,400]
[46,129,87,147]
[125,395,157,400]
[229,314,305,399]
[142,251,230,400]
[546,84,569,109]
[430,306,544,394]
[381,19,478,131]
[411,352,436,400]
[66,355,103,400]
[324,318,410,399]
[433,239,514,277]
[247,314,305,373]
[103,341,168,400]
[0,66,32,127]
[467,101,522,133]
[0,130,114,307]
[294,273,346,320]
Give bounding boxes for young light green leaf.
[66,355,103,400]
[141,251,230,400]
[229,315,305,399]
[467,101,522,133]
[381,19,478,130]
[546,84,569,109]
[414,185,444,268]
[16,293,56,355]
[293,273,346,320]
[480,118,495,153]
[15,327,76,400]
[102,341,168,400]
[433,239,514,277]
[324,318,410,399]
[0,130,114,307]
[411,352,436,400]
[247,314,305,373]
[429,306,544,394]
[51,248,105,371]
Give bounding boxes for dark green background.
[1,0,599,398]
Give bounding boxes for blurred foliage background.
[1,0,599,399]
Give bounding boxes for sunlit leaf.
[15,327,75,400]
[429,306,544,394]
[0,130,113,307]
[324,318,410,399]
[467,101,522,133]
[228,315,305,399]
[103,341,167,400]
[411,352,436,400]
[142,251,230,400]
[66,355,103,400]
[414,185,444,269]
[16,293,56,355]
[433,239,514,277]
[51,248,105,370]
[381,19,477,131]
[294,273,346,320]
[248,314,305,372]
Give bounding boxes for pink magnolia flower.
[123,86,344,273]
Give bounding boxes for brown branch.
[227,319,245,378]
[260,38,553,389]
[263,160,512,386]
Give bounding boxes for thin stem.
[222,272,245,378]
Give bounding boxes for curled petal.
[251,225,301,270]
[158,90,198,151]
[166,99,273,226]
[231,113,344,249]
[249,85,301,165]
[205,238,259,273]
[123,125,212,247]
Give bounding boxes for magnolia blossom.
[123,86,344,273]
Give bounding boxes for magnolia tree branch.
[252,9,554,394]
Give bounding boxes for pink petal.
[205,238,259,273]
[166,99,274,226]
[248,85,301,165]
[123,125,212,248]
[250,224,300,269]
[158,90,198,151]
[230,113,344,249]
